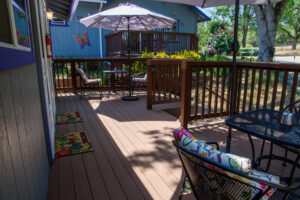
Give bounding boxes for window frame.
[0,0,35,72]
[49,17,69,27]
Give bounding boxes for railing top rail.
[147,59,183,66]
[237,62,300,70]
[53,57,148,62]
[148,59,300,71]
[105,30,198,38]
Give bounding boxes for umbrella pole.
[122,16,139,101]
[226,0,240,153]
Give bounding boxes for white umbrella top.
[153,0,282,8]
[80,3,177,31]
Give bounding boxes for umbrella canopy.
[80,3,177,31]
[153,0,281,7]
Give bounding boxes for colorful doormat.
[55,132,94,157]
[56,111,83,125]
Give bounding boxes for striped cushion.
[76,68,88,81]
[173,127,252,172]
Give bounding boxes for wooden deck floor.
[48,93,299,200]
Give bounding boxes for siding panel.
[0,88,19,200]
[0,64,49,200]
[0,72,29,200]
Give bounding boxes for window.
[0,0,35,71]
[0,0,31,49]
[13,0,31,48]
[50,17,68,26]
[0,1,13,44]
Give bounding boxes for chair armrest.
[205,142,220,150]
[133,72,146,78]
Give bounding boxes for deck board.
[48,93,299,200]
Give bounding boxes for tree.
[214,5,256,48]
[279,0,300,50]
[253,0,289,62]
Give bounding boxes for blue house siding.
[50,2,101,58]
[51,1,201,58]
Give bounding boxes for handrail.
[146,59,300,129]
[52,57,148,94]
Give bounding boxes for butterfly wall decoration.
[73,31,89,48]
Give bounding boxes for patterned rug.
[56,111,83,124]
[55,132,94,157]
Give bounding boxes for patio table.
[225,109,300,185]
[103,70,128,96]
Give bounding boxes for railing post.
[180,60,192,129]
[158,33,162,52]
[71,61,77,94]
[147,59,153,110]
[190,34,198,51]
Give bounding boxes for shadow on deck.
[48,93,299,200]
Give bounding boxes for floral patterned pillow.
[173,127,252,173]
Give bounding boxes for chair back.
[282,100,300,114]
[76,68,88,82]
[174,142,267,200]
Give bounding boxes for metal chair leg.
[283,148,288,166]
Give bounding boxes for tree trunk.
[292,39,297,50]
[253,1,289,62]
[242,27,248,48]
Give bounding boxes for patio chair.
[281,100,300,166]
[172,127,300,200]
[132,72,147,95]
[76,68,102,99]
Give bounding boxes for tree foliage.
[213,5,256,47]
[279,0,300,49]
[207,27,234,57]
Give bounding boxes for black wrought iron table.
[103,70,128,97]
[225,109,300,185]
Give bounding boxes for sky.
[200,7,214,18]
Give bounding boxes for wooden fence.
[52,57,147,94]
[105,31,199,56]
[147,60,300,128]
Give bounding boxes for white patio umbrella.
[154,0,281,153]
[80,3,177,101]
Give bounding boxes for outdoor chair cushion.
[173,127,280,200]
[86,78,100,84]
[173,127,252,173]
[132,77,147,83]
[76,68,88,82]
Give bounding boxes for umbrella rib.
[115,16,124,31]
[201,0,207,8]
[87,16,106,28]
[136,16,149,31]
[149,15,173,28]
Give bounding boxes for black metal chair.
[173,141,300,200]
[132,72,147,95]
[281,100,300,166]
[76,68,102,99]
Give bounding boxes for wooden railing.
[147,59,182,109]
[52,57,147,94]
[147,60,300,128]
[105,31,199,56]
